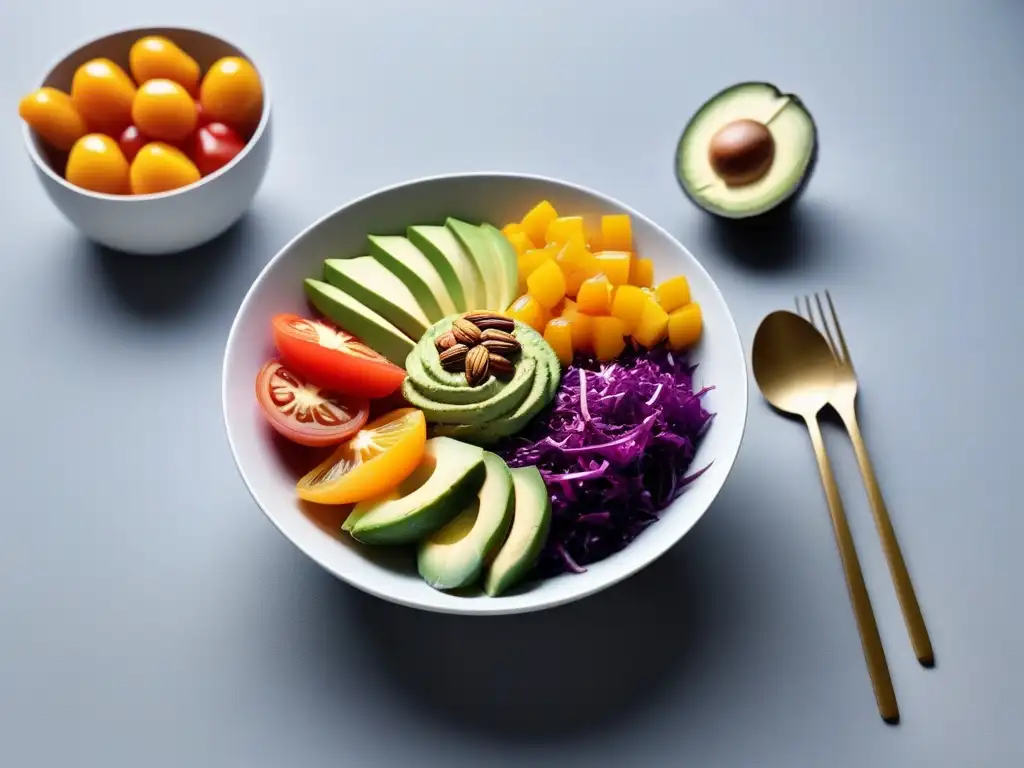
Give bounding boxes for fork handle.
[804,414,899,723]
[833,403,935,667]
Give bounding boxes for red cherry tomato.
[255,360,370,447]
[271,314,407,399]
[189,122,245,176]
[117,125,148,163]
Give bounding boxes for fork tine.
[814,293,840,358]
[803,295,814,324]
[795,296,802,316]
[825,290,855,373]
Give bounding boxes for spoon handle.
[833,403,934,667]
[804,415,899,724]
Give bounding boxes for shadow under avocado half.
[699,203,826,273]
[675,81,818,222]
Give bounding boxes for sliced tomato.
[296,407,426,504]
[271,314,406,399]
[256,360,370,447]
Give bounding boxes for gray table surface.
[2,1,1022,765]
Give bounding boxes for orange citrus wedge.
[296,407,426,504]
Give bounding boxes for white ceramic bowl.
[223,173,747,615]
[23,26,272,255]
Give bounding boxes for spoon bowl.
[752,310,837,417]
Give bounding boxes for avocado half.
[675,82,817,219]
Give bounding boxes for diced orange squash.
[633,298,669,348]
[630,257,654,288]
[577,273,613,315]
[561,305,593,353]
[656,275,691,313]
[506,230,534,256]
[518,246,555,288]
[667,303,703,350]
[527,259,567,310]
[520,200,558,246]
[555,240,597,298]
[592,316,627,361]
[502,222,526,238]
[593,251,631,286]
[610,285,648,334]
[509,294,549,332]
[543,318,574,366]
[545,216,586,246]
[587,229,603,252]
[601,214,632,251]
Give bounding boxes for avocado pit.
[707,118,775,187]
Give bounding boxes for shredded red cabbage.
[495,341,715,578]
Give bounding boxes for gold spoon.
[752,310,899,724]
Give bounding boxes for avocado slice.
[479,224,520,310]
[348,437,486,545]
[324,257,430,341]
[367,235,457,321]
[445,218,505,311]
[304,279,414,367]
[407,225,483,312]
[483,466,552,597]
[675,81,817,219]
[417,452,515,590]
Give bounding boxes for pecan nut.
[479,329,521,355]
[438,343,469,371]
[434,331,457,351]
[451,318,482,346]
[464,345,491,387]
[462,312,515,333]
[488,353,515,379]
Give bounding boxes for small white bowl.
[22,26,272,255]
[223,173,748,615]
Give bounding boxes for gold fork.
[798,291,934,667]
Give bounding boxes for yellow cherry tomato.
[131,79,198,142]
[128,35,200,94]
[18,87,87,151]
[65,134,130,195]
[70,58,136,134]
[130,142,201,195]
[199,57,263,133]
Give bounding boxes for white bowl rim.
[22,24,272,203]
[222,170,749,615]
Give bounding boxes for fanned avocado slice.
[675,81,817,219]
[483,466,552,597]
[303,279,414,367]
[348,437,486,545]
[417,452,515,591]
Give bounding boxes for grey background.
[1,0,1020,765]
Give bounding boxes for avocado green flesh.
[432,324,561,444]
[401,319,560,437]
[367,235,457,321]
[348,437,486,545]
[407,225,483,312]
[677,82,816,219]
[434,357,549,444]
[417,452,515,590]
[479,224,520,311]
[303,279,414,367]
[484,466,552,597]
[324,257,430,340]
[403,358,537,424]
[446,218,504,311]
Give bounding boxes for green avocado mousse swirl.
[402,315,561,445]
